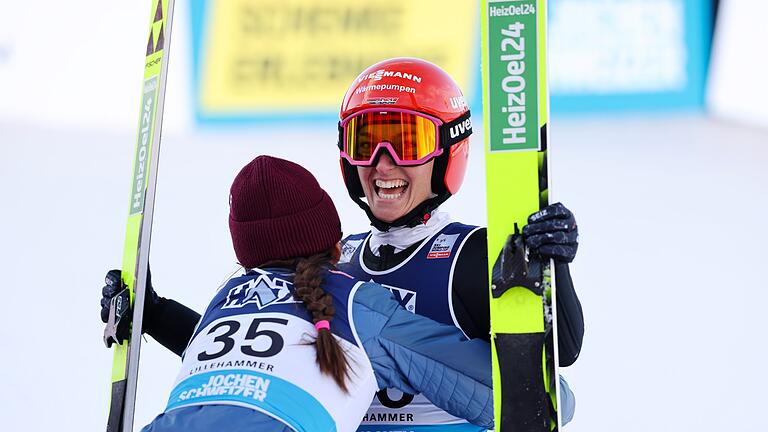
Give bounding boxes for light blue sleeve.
[351,282,494,429]
[560,374,575,425]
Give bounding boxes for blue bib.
[339,222,485,431]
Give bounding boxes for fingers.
[105,269,121,287]
[102,283,117,298]
[528,202,573,223]
[523,203,579,263]
[100,305,109,323]
[101,270,122,323]
[525,229,578,263]
[523,218,576,236]
[524,230,578,250]
[537,243,578,263]
[100,294,112,323]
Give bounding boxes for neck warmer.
[368,211,453,256]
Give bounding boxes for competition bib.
[340,223,486,432]
[165,271,378,432]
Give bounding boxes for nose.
[375,151,397,172]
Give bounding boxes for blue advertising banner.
[548,0,711,113]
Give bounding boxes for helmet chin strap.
[350,190,452,232]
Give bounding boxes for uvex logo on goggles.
[338,109,472,166]
[449,118,472,139]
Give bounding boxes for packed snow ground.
[0,114,765,431]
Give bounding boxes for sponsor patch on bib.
[222,274,299,310]
[426,234,460,259]
[340,239,364,264]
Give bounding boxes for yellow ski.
[481,1,561,430]
[104,1,175,431]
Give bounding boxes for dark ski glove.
[522,202,579,263]
[100,268,158,345]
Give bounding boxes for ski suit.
[337,212,581,431]
[141,267,494,432]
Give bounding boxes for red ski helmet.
[338,58,471,230]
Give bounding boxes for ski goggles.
[338,108,472,166]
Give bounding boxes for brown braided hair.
[262,247,351,392]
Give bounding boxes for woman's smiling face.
[357,152,434,223]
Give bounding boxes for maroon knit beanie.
[229,156,342,269]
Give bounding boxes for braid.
[293,250,351,392]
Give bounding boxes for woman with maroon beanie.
[138,156,494,432]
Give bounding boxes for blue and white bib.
[165,268,378,432]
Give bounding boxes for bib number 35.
[197,317,288,361]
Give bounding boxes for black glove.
[522,202,579,263]
[100,268,158,345]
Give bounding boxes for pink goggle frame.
[338,107,446,167]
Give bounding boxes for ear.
[330,242,342,265]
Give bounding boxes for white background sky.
[0,1,766,431]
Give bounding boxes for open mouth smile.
[374,179,409,200]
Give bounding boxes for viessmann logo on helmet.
[356,69,423,84]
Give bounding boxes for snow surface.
[0,113,766,431]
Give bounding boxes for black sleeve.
[143,297,201,357]
[553,262,584,366]
[451,228,584,367]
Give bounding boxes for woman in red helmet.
[337,58,474,230]
[334,58,583,431]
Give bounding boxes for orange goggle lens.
[344,111,438,164]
